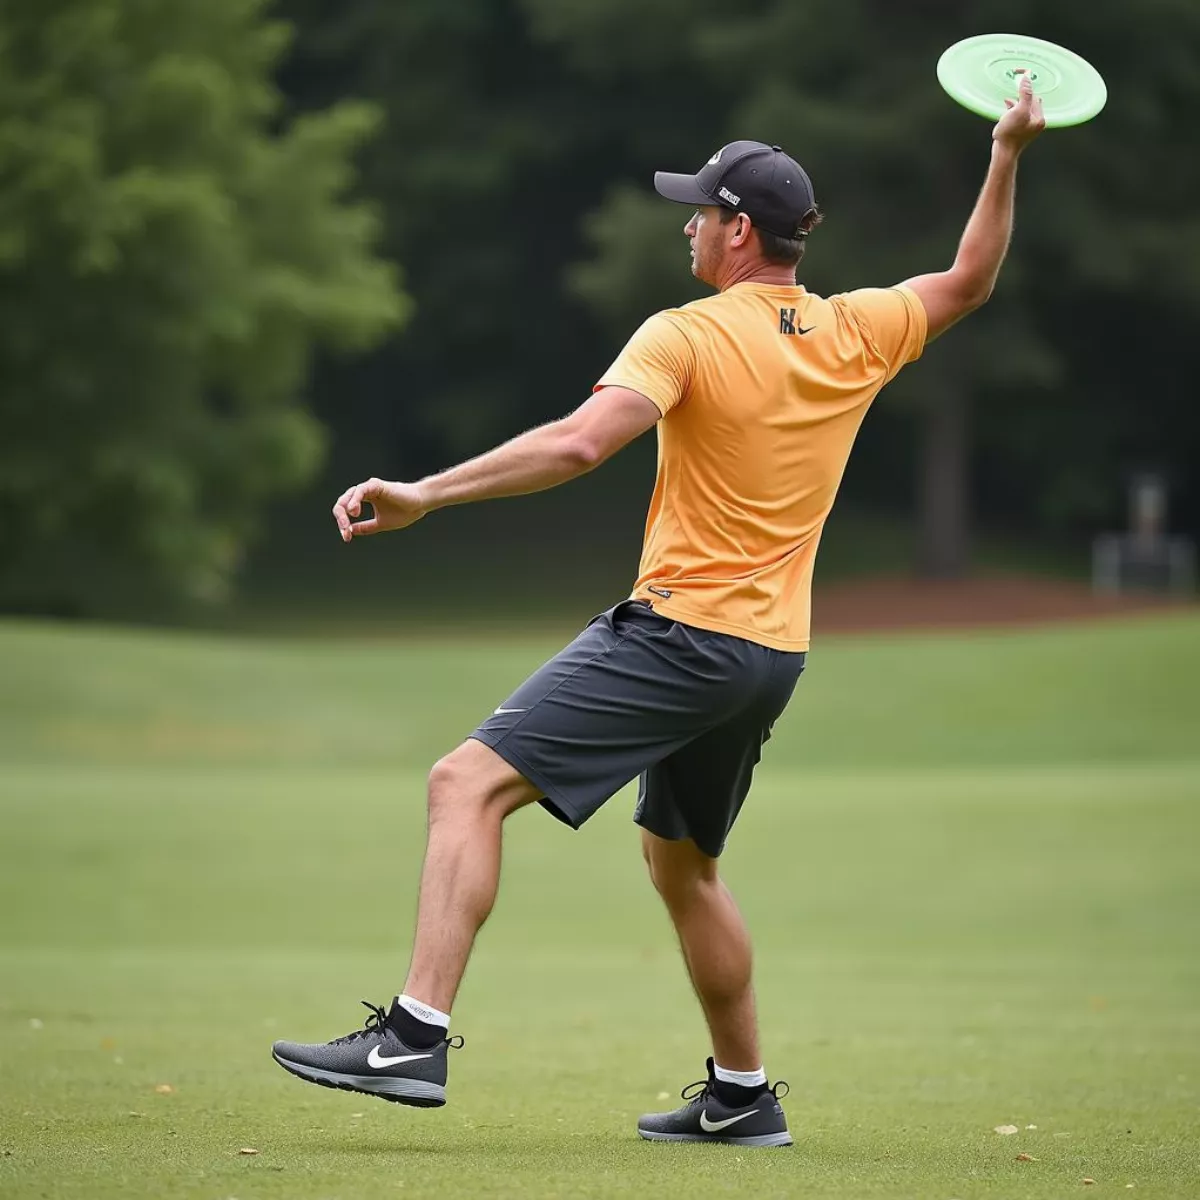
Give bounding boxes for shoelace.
[679,1076,790,1104]
[331,1000,465,1050]
[332,1000,390,1044]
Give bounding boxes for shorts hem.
[632,809,726,859]
[467,732,589,831]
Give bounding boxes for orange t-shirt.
[595,282,926,651]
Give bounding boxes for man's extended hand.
[332,477,427,542]
[993,74,1046,152]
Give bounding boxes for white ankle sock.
[395,994,451,1029]
[713,1062,767,1088]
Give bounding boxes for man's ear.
[731,213,754,247]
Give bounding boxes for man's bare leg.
[641,829,761,1071]
[271,738,538,1104]
[402,738,540,1013]
[634,828,792,1143]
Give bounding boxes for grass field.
[1,613,1199,1199]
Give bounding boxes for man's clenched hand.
[993,73,1046,152]
[332,478,428,542]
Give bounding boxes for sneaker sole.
[638,1129,793,1147]
[272,1051,446,1108]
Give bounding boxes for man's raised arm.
[903,74,1046,342]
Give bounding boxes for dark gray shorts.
[470,600,805,858]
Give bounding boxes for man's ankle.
[712,1062,769,1108]
[389,994,450,1049]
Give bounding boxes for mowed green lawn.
[1,613,1198,1199]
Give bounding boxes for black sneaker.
[271,1000,461,1108]
[637,1058,792,1147]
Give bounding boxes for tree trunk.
[918,388,970,578]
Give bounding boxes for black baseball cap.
[654,140,818,239]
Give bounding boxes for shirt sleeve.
[594,311,696,416]
[842,285,928,382]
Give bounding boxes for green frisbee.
[937,33,1107,128]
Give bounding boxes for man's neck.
[716,258,799,291]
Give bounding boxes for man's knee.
[427,752,466,822]
[427,740,538,824]
[642,832,719,908]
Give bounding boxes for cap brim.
[653,171,713,207]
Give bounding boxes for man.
[272,78,1045,1146]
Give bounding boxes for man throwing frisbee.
[272,76,1046,1145]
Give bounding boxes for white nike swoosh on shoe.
[699,1109,758,1133]
[493,706,526,715]
[366,1046,434,1070]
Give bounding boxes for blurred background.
[3,5,1200,1198]
[1,0,1197,627]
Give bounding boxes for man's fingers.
[333,477,395,542]
[332,491,352,536]
[333,481,371,541]
[997,73,1044,140]
[350,478,385,518]
[347,481,369,518]
[334,486,355,519]
[346,517,380,539]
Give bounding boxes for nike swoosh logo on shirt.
[493,706,526,715]
[699,1109,757,1133]
[366,1046,434,1070]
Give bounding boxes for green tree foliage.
[280,0,646,477]
[0,0,405,612]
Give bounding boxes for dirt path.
[813,574,1191,634]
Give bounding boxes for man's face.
[684,207,727,286]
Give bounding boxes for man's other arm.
[332,388,660,540]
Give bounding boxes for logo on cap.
[718,186,741,205]
[708,148,724,165]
